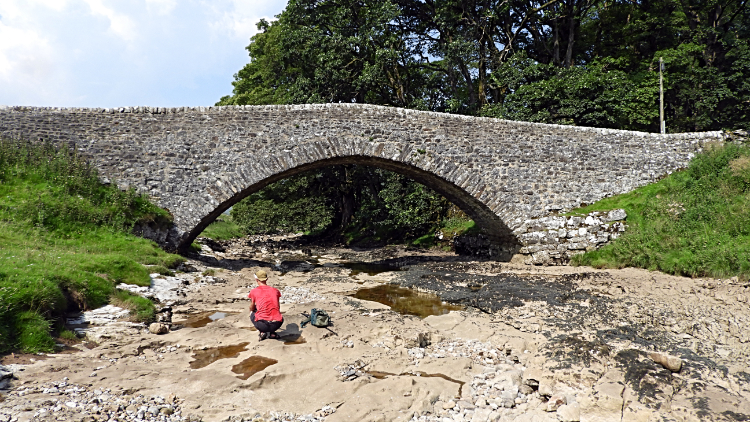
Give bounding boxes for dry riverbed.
[1,236,749,422]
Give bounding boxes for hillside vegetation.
[0,139,183,353]
[572,141,750,279]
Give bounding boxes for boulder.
[556,403,580,422]
[649,352,682,372]
[149,323,170,335]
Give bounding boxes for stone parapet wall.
[0,103,724,252]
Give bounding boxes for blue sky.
[0,0,288,107]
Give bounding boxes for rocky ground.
[1,235,749,422]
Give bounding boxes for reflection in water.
[178,311,237,328]
[351,284,462,318]
[232,356,278,380]
[189,343,249,369]
[366,371,465,397]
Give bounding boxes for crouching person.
[248,270,283,340]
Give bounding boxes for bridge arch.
[0,103,718,260]
[188,154,518,253]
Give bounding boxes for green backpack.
[301,308,330,328]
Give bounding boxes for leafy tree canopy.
[220,0,750,132]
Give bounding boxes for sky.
[0,0,288,108]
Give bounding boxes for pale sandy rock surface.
[1,237,748,422]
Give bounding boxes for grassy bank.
[410,216,480,249]
[0,139,183,353]
[571,142,750,279]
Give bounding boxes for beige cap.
[255,270,268,281]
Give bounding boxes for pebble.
[2,379,185,422]
[280,287,326,304]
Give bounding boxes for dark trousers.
[250,312,283,333]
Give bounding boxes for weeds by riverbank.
[572,142,750,279]
[0,139,183,353]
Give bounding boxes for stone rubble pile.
[406,341,576,422]
[515,209,627,265]
[280,287,326,305]
[0,378,190,422]
[218,405,336,422]
[334,360,368,382]
[454,209,627,264]
[117,272,222,306]
[65,305,144,342]
[0,365,20,391]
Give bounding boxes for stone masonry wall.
[515,209,627,264]
[455,209,626,263]
[0,104,724,253]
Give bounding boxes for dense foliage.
[220,0,750,133]
[230,165,452,243]
[572,142,750,279]
[0,139,183,353]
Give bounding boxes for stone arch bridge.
[0,104,722,256]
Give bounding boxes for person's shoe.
[259,332,268,341]
[268,332,280,340]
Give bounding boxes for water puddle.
[232,356,278,380]
[189,342,249,369]
[283,335,306,345]
[178,311,237,328]
[351,284,462,318]
[366,371,464,396]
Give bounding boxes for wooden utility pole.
[660,57,665,134]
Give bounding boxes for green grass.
[571,142,750,280]
[200,215,245,240]
[0,138,184,353]
[411,216,479,248]
[58,329,78,341]
[111,290,157,323]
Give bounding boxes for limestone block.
[594,381,625,411]
[149,323,169,334]
[648,352,682,372]
[556,403,580,422]
[579,371,625,422]
[605,209,627,222]
[509,410,558,422]
[531,251,552,265]
[622,402,653,422]
[545,395,566,412]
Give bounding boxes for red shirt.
[248,285,283,322]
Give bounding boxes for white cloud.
[0,0,289,107]
[145,0,177,15]
[82,0,137,43]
